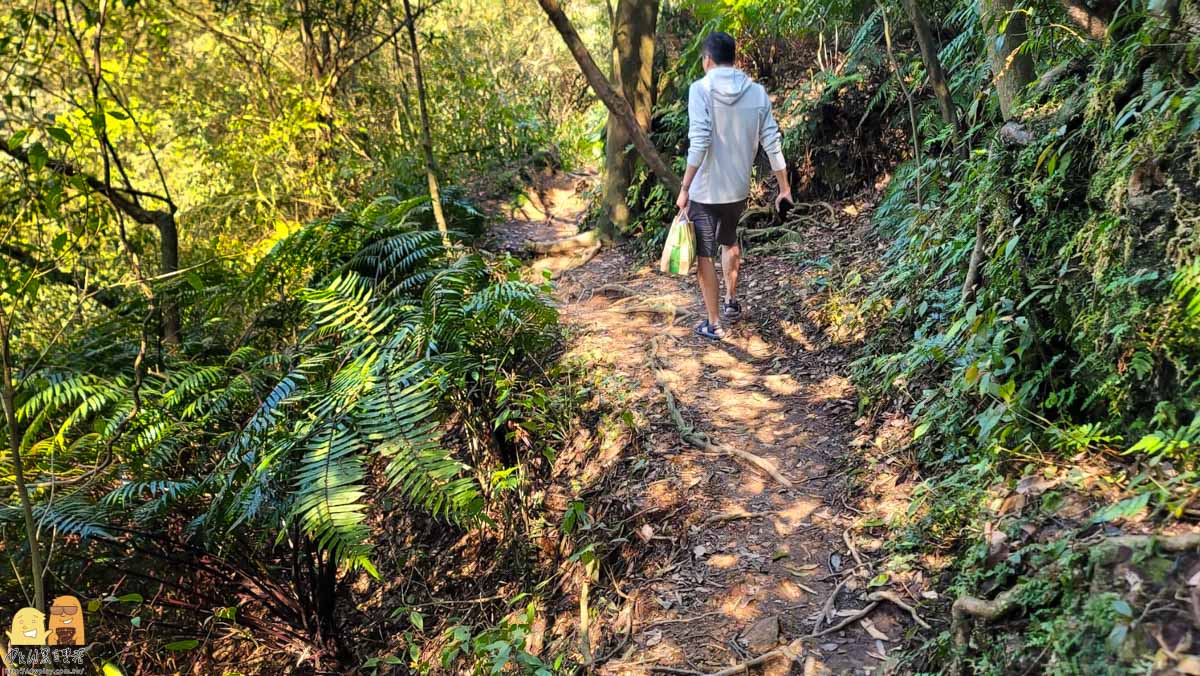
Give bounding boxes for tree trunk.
[159,215,181,344]
[601,0,659,239]
[0,314,45,613]
[536,0,681,195]
[1058,0,1111,39]
[903,0,959,130]
[402,0,451,247]
[980,0,1036,120]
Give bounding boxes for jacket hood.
[705,67,753,104]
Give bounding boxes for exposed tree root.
[647,337,792,487]
[596,283,640,298]
[867,590,933,630]
[528,229,600,254]
[843,529,866,568]
[1096,532,1200,553]
[737,205,772,225]
[702,509,777,526]
[612,303,696,325]
[650,638,806,676]
[574,242,602,268]
[798,201,837,220]
[742,225,800,240]
[949,532,1200,668]
[951,583,1029,650]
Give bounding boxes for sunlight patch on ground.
[673,461,709,491]
[706,553,739,568]
[762,373,801,396]
[807,374,854,402]
[645,478,684,510]
[772,497,820,535]
[700,350,742,369]
[781,320,816,351]
[715,587,758,620]
[775,578,812,601]
[733,471,768,497]
[666,356,703,386]
[741,334,774,360]
[708,387,779,419]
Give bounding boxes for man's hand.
[774,189,793,212]
[676,187,690,213]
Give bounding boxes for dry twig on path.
[813,578,847,633]
[641,610,724,629]
[843,528,866,568]
[646,337,792,487]
[808,601,881,638]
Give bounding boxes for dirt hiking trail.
[493,171,918,675]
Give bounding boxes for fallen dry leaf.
[1177,656,1200,675]
[861,618,890,641]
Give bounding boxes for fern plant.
[0,190,561,654]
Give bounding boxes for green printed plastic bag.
[659,211,696,275]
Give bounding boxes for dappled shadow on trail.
[499,172,917,675]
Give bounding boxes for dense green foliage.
[3,0,1198,671]
[0,0,609,671]
[829,1,1200,672]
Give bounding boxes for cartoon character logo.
[6,607,47,645]
[47,596,85,646]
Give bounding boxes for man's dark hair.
[703,32,736,66]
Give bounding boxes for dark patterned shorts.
[689,199,747,258]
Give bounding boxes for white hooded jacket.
[685,66,786,204]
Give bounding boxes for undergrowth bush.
[839,1,1200,672]
[0,186,576,670]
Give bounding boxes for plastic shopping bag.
[659,211,696,275]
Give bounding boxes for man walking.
[676,31,791,340]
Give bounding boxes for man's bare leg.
[697,256,722,326]
[721,242,741,305]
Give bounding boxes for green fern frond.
[360,365,480,522]
[103,479,198,507]
[304,273,392,343]
[291,423,373,569]
[23,498,112,541]
[230,369,308,460]
[162,365,228,409]
[16,373,120,422]
[352,229,448,279]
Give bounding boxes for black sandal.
[694,319,726,340]
[722,299,742,321]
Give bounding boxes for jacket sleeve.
[686,81,711,169]
[759,90,787,172]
